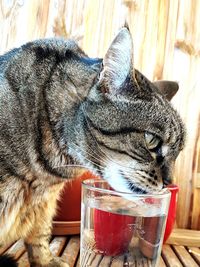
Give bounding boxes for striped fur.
[0,27,185,265]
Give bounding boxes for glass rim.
[82,178,171,199]
[166,184,179,192]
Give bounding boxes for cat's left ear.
[153,80,179,101]
[99,27,133,93]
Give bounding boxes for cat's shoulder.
[0,38,85,72]
[22,38,79,54]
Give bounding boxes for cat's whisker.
[70,138,105,167]
[53,164,87,169]
[73,128,107,165]
[82,108,133,170]
[76,124,152,183]
[70,142,105,172]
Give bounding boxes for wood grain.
[191,123,200,229]
[49,236,67,256]
[166,228,200,247]
[188,247,200,265]
[162,244,182,267]
[110,255,124,267]
[159,256,167,267]
[172,245,199,267]
[5,239,26,260]
[2,235,200,266]
[17,236,67,267]
[98,256,112,267]
[89,254,103,267]
[61,236,80,266]
[0,241,14,255]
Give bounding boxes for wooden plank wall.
[0,0,199,230]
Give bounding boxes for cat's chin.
[125,181,149,194]
[102,168,150,195]
[104,176,149,195]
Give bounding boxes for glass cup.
[80,179,171,267]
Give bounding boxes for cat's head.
[73,28,185,193]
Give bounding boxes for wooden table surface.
[0,235,200,267]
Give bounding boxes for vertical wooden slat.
[191,123,200,229]
[83,0,126,57]
[0,0,51,54]
[171,0,200,229]
[162,0,179,79]
[153,0,169,80]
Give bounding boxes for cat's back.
[0,46,21,69]
[0,47,21,107]
[0,42,42,164]
[0,46,26,132]
[0,38,82,104]
[0,38,82,169]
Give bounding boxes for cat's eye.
[145,132,162,151]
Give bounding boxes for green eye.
[145,132,162,151]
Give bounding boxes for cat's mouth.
[124,176,148,194]
[121,170,164,194]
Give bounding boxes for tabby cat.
[0,27,185,266]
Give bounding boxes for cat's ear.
[99,27,133,92]
[153,81,179,101]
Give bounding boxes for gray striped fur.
[0,27,185,266]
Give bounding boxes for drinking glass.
[80,179,171,267]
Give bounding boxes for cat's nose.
[163,176,172,186]
[161,162,174,186]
